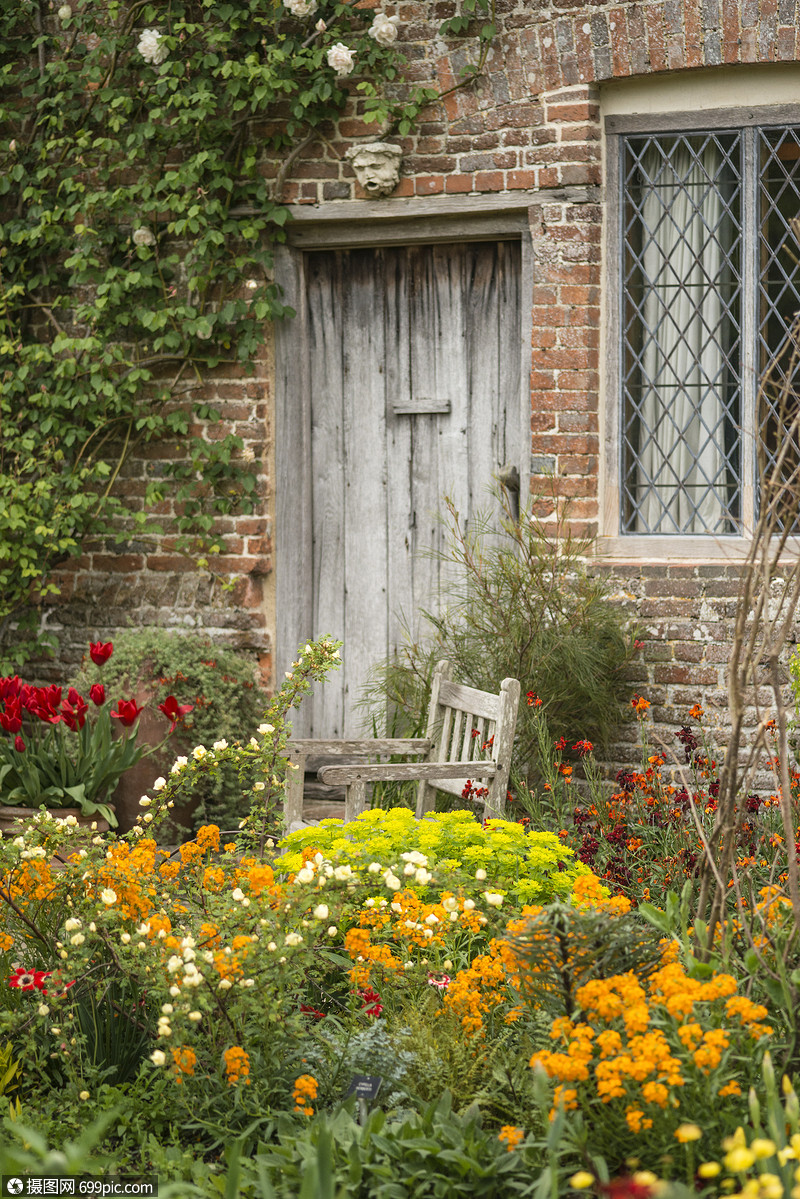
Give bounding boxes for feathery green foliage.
[363,488,637,789]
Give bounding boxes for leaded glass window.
[620,122,800,535]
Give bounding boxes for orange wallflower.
[293,1073,318,1115]
[223,1046,250,1086]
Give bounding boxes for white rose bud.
[58,5,72,20]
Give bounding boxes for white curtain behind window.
[635,143,728,533]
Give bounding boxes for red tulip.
[60,694,88,731]
[0,676,21,701]
[89,683,106,706]
[0,698,22,734]
[14,735,24,753]
[89,641,113,666]
[111,698,143,727]
[158,694,194,732]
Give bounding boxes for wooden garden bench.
[284,660,520,829]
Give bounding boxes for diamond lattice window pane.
[757,127,800,528]
[621,132,742,534]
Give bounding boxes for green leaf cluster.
[0,1,417,662]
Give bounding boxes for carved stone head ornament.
[345,142,403,196]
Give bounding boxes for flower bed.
[1,653,798,1198]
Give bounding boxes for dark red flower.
[27,684,61,721]
[89,641,113,665]
[8,967,49,992]
[0,698,22,734]
[14,735,24,753]
[0,676,21,702]
[40,974,76,998]
[358,987,383,1017]
[158,695,194,732]
[111,698,143,727]
[89,683,105,706]
[60,693,88,731]
[600,1179,653,1199]
[299,1003,326,1020]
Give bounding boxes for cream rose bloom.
[284,0,317,15]
[369,13,399,46]
[137,29,168,66]
[326,42,356,77]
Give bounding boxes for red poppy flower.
[111,698,143,727]
[157,695,194,732]
[14,735,24,753]
[8,967,49,992]
[89,683,105,706]
[89,641,113,665]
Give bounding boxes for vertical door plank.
[465,243,502,519]
[385,249,417,671]
[275,246,314,735]
[307,250,347,736]
[430,243,470,600]
[406,246,442,623]
[342,249,389,734]
[495,241,522,496]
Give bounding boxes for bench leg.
[345,780,367,822]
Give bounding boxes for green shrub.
[279,807,591,907]
[362,489,637,792]
[246,1095,545,1198]
[73,628,268,833]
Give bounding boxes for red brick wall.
[42,340,274,680]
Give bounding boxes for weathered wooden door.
[277,239,522,737]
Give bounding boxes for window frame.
[601,103,800,560]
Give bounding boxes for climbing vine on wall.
[0,0,492,666]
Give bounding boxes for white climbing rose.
[132,227,156,247]
[137,28,168,65]
[284,0,317,15]
[369,13,399,46]
[326,42,356,77]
